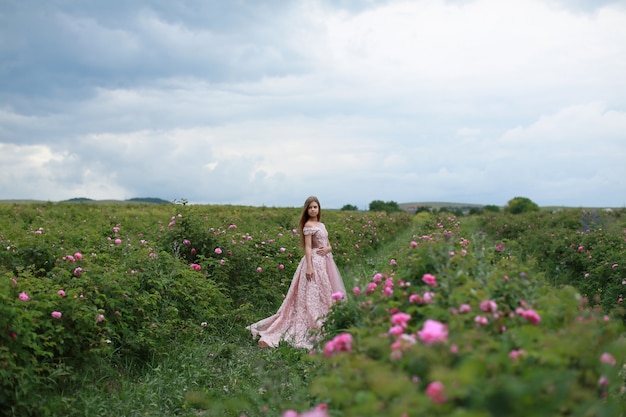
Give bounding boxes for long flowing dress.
[246,223,346,349]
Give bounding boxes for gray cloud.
[1,0,625,208]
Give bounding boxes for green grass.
[57,331,318,417]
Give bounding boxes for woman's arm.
[304,233,314,280]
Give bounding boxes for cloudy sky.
[1,0,625,209]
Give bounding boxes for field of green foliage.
[1,201,625,416]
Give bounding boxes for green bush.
[315,213,626,416]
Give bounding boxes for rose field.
[1,201,626,417]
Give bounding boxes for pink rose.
[480,300,497,313]
[19,292,29,301]
[601,352,616,366]
[417,319,448,344]
[422,274,437,287]
[332,292,345,301]
[389,325,404,336]
[51,311,62,319]
[391,312,411,328]
[409,293,423,303]
[459,304,471,313]
[425,381,446,404]
[520,308,541,325]
[324,333,352,358]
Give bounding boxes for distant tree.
[64,197,94,202]
[505,197,540,214]
[468,207,482,215]
[483,205,501,213]
[369,200,401,213]
[415,206,432,214]
[341,204,358,211]
[127,197,171,204]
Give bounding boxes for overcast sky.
[1,0,625,209]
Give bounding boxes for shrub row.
[0,202,411,416]
[310,213,626,416]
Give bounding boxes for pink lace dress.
[246,223,346,349]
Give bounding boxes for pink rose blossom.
[409,293,423,303]
[214,247,222,254]
[190,263,201,271]
[97,314,105,323]
[480,300,497,313]
[324,333,353,358]
[389,259,397,266]
[425,381,446,404]
[114,238,122,245]
[410,241,418,247]
[74,252,83,260]
[520,309,541,325]
[417,319,448,344]
[332,292,345,301]
[57,290,66,297]
[183,239,191,246]
[475,315,489,326]
[51,311,62,319]
[459,304,471,313]
[257,267,262,273]
[601,352,616,366]
[391,312,411,328]
[509,349,526,359]
[19,292,29,301]
[389,325,405,336]
[423,291,435,304]
[352,286,361,296]
[73,267,83,277]
[422,273,437,286]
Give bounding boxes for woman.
[247,196,346,349]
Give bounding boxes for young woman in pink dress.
[247,196,346,349]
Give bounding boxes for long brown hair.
[298,196,321,247]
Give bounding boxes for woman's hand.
[316,246,329,256]
[306,266,313,280]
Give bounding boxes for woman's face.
[307,201,319,219]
